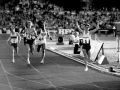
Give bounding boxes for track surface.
[0,35,120,90]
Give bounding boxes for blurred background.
[0,0,119,10]
[0,0,120,36]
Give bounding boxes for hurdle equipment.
[90,40,104,62]
[98,55,109,65]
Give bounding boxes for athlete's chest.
[11,33,18,38]
[10,33,18,43]
[38,32,46,40]
[83,31,90,38]
[26,28,35,34]
[82,31,91,44]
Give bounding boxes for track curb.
[47,46,120,77]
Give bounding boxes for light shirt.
[10,32,19,43]
[69,34,75,41]
[82,31,91,44]
[74,36,79,45]
[35,31,47,45]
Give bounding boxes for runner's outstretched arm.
[90,21,102,34]
[76,21,83,33]
[44,21,52,40]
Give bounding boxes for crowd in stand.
[0,0,120,33]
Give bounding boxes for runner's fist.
[50,37,52,40]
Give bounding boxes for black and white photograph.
[0,0,120,90]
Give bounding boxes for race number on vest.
[83,38,90,44]
[26,34,35,39]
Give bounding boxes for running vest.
[37,31,47,41]
[25,28,36,39]
[35,31,47,45]
[10,32,19,43]
[82,31,91,44]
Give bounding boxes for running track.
[0,35,120,90]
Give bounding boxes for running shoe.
[84,66,88,71]
[40,60,44,64]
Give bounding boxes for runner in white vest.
[7,25,21,63]
[76,21,102,71]
[35,21,52,64]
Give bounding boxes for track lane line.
[18,49,104,90]
[5,40,118,90]
[0,60,13,90]
[6,41,75,90]
[9,42,106,90]
[0,82,26,90]
[6,42,58,90]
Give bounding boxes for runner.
[25,21,37,64]
[76,21,102,71]
[7,25,21,63]
[35,20,52,64]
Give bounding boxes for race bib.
[26,34,36,39]
[26,34,31,39]
[83,38,90,44]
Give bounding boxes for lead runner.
[76,20,102,71]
